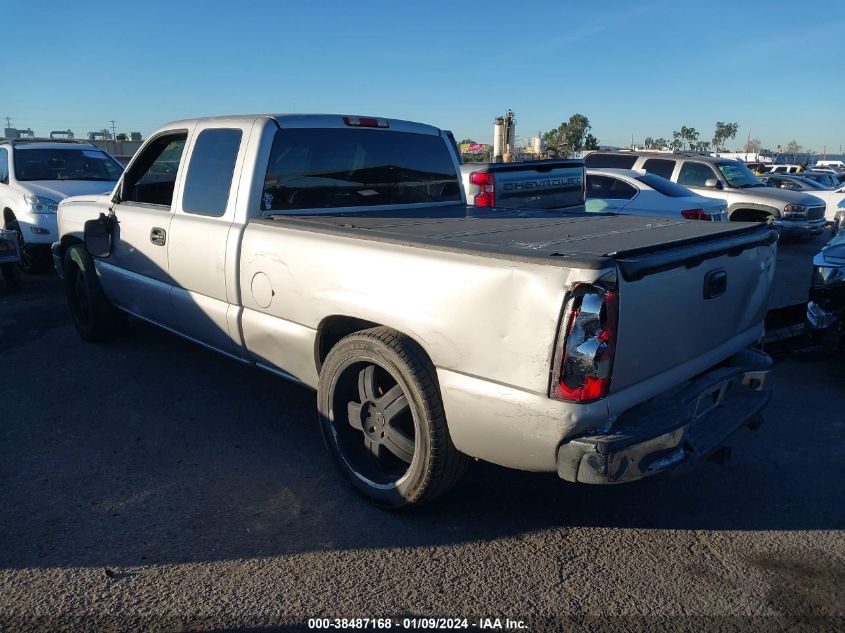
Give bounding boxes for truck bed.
[261,205,777,276]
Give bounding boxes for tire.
[1,262,21,289]
[63,244,126,342]
[4,220,51,274]
[317,326,469,509]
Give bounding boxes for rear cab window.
[262,128,461,213]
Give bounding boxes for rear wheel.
[317,327,469,509]
[63,244,126,342]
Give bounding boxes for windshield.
[262,128,461,212]
[716,161,762,188]
[14,148,123,182]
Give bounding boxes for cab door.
[167,120,254,356]
[99,129,192,326]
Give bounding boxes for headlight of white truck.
[23,193,60,214]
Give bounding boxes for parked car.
[807,230,845,341]
[759,173,845,222]
[799,171,844,190]
[814,160,845,171]
[831,203,845,237]
[459,160,585,211]
[0,139,123,273]
[584,151,826,238]
[585,168,727,220]
[0,227,21,288]
[767,165,804,174]
[55,113,776,508]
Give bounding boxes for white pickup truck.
[55,114,776,508]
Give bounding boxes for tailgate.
[490,161,584,210]
[610,226,777,391]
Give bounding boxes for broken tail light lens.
[681,209,713,221]
[552,284,619,402]
[469,171,495,207]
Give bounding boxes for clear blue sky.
[3,0,844,153]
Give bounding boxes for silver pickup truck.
[54,114,776,508]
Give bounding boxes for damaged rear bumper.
[556,348,772,484]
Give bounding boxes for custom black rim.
[330,360,417,486]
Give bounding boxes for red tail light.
[469,171,495,207]
[681,209,713,221]
[552,285,618,402]
[343,116,389,128]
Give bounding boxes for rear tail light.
[342,116,389,128]
[681,209,713,221]
[469,171,495,207]
[552,284,618,402]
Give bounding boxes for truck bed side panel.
[238,221,597,394]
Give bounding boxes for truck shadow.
[1,232,843,572]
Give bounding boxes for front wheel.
[317,327,469,509]
[63,244,126,342]
[4,220,51,274]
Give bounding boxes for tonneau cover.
[262,205,775,271]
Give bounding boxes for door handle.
[150,227,166,246]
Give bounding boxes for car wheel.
[4,220,51,274]
[1,262,21,289]
[317,326,469,509]
[63,244,126,342]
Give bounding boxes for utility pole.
[109,120,117,140]
[3,117,10,130]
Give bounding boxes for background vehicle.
[55,113,776,508]
[766,165,803,174]
[584,151,826,238]
[807,230,845,341]
[0,227,21,288]
[586,168,727,220]
[459,160,584,211]
[0,139,123,273]
[759,173,845,222]
[814,160,845,170]
[799,171,844,190]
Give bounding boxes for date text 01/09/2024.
[307,617,528,629]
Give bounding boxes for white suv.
[0,140,123,273]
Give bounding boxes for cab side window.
[0,148,8,184]
[642,158,675,180]
[677,162,717,187]
[182,129,243,216]
[121,133,188,206]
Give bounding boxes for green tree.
[583,133,599,150]
[712,122,739,154]
[672,126,699,151]
[644,136,655,149]
[746,137,761,153]
[652,137,668,150]
[543,113,594,154]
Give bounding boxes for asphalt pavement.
[0,236,843,632]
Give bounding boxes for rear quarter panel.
[237,221,603,393]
